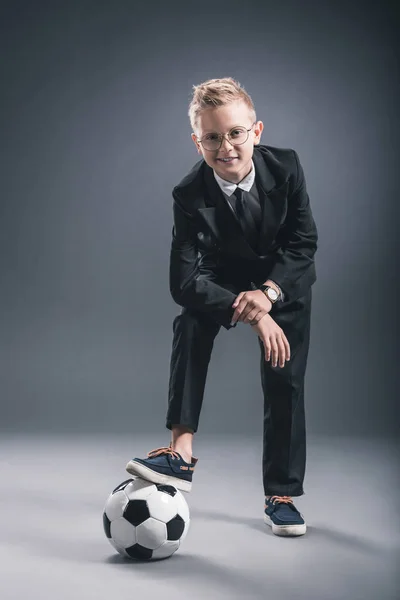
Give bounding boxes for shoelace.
[147,445,181,460]
[265,495,294,508]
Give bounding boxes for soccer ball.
[103,477,190,560]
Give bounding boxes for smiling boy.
[126,77,318,537]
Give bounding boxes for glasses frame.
[197,122,257,151]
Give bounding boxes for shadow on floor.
[190,507,394,556]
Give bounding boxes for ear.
[253,120,264,145]
[191,132,202,154]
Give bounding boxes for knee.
[173,307,218,336]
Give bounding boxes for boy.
[126,77,318,537]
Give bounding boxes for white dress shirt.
[213,160,256,195]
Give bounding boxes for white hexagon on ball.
[136,518,167,550]
[152,540,180,560]
[174,490,190,522]
[124,478,157,501]
[146,489,179,523]
[110,517,137,548]
[104,490,128,521]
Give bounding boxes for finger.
[270,338,279,367]
[243,308,258,324]
[233,296,252,322]
[237,305,251,322]
[282,334,291,361]
[232,303,246,323]
[240,304,257,323]
[264,338,271,362]
[244,308,263,324]
[232,292,245,308]
[231,295,246,323]
[276,335,287,368]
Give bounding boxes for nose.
[219,134,234,151]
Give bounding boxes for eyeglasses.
[197,123,256,151]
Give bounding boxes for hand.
[231,289,272,325]
[251,314,290,368]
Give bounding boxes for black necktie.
[232,187,258,246]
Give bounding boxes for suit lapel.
[196,147,289,259]
[253,149,290,255]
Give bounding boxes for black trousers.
[165,281,312,497]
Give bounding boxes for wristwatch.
[259,284,281,304]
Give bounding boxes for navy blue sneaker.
[264,496,307,536]
[125,444,198,493]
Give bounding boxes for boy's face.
[191,99,263,184]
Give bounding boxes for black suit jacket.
[169,144,318,329]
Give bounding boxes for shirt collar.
[213,160,255,196]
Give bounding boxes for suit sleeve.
[267,150,318,300]
[169,188,238,330]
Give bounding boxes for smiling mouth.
[217,157,238,163]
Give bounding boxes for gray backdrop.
[1,0,399,436]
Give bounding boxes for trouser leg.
[259,288,312,497]
[166,307,221,433]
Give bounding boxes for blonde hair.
[188,77,256,134]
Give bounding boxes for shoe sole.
[263,514,307,536]
[125,460,192,493]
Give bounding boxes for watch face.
[267,288,279,301]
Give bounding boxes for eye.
[230,129,243,137]
[204,133,219,141]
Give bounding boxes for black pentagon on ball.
[102,512,111,538]
[112,478,134,494]
[166,514,185,540]
[125,543,153,560]
[155,484,178,497]
[123,499,150,526]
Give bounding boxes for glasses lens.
[201,133,222,151]
[228,127,248,145]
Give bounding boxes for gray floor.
[1,434,399,600]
